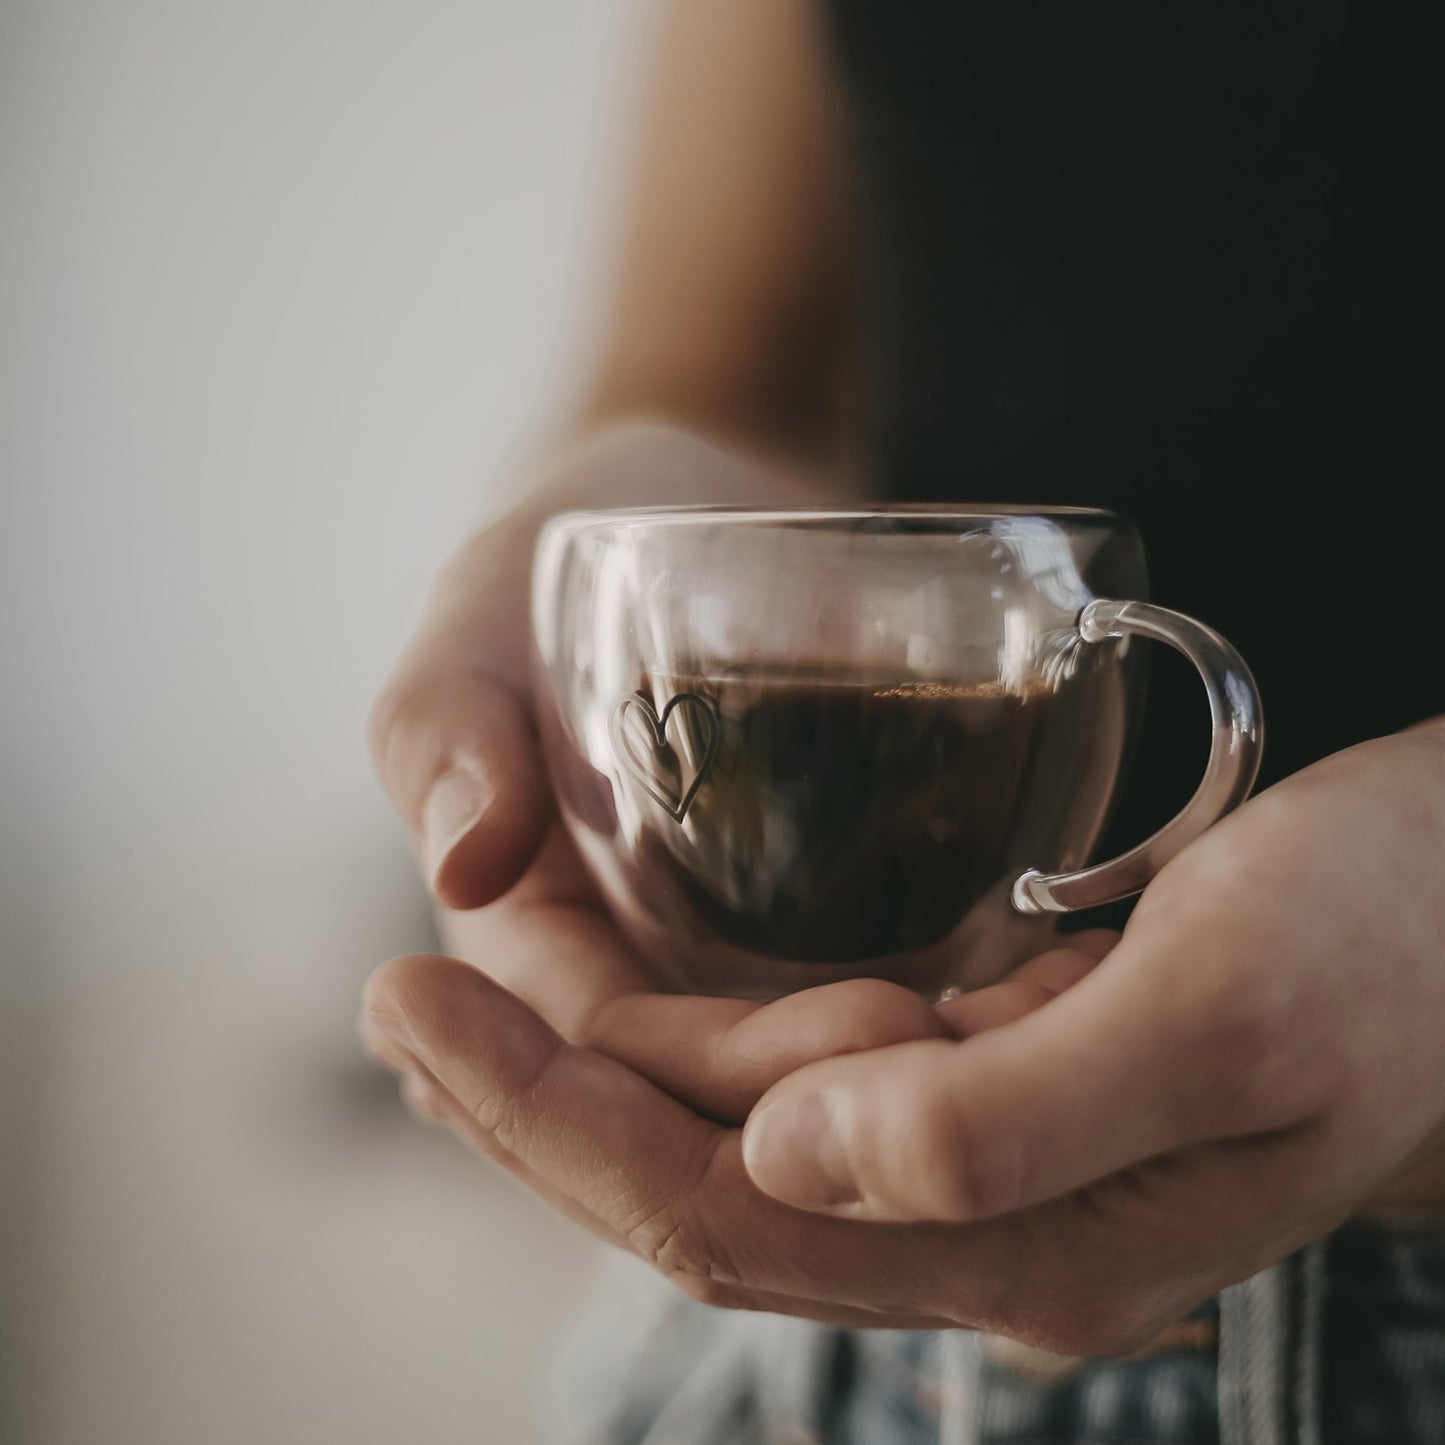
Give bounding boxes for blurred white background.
[1,2,645,1440]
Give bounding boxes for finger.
[363,951,752,1274]
[1057,927,1122,962]
[363,999,635,1248]
[366,976,961,1328]
[436,829,654,1041]
[742,932,1268,1224]
[581,936,1118,1119]
[587,978,950,1123]
[369,534,551,909]
[935,943,1104,1038]
[364,954,993,1315]
[366,958,1345,1354]
[371,984,1203,1345]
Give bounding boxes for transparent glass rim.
[549,502,1126,530]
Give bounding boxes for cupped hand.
[366,430,1144,1341]
[368,417,1445,1349]
[367,418,957,1121]
[731,724,1445,1340]
[361,934,1118,1338]
[368,720,1445,1351]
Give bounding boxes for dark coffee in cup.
[608,669,1109,964]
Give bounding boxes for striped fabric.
[556,1214,1445,1444]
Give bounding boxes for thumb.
[369,532,552,909]
[741,952,1223,1223]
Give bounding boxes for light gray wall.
[1,3,643,1440]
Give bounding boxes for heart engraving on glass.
[608,691,719,823]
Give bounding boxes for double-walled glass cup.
[532,505,1261,1000]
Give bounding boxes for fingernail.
[422,767,494,890]
[743,1093,859,1208]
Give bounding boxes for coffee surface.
[611,672,1069,963]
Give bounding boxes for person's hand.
[366,418,952,1143]
[366,434,1118,1317]
[366,427,1118,1282]
[361,931,1116,1333]
[366,722,1445,1352]
[731,723,1445,1342]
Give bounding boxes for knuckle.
[622,1138,737,1286]
[1176,964,1339,1130]
[1189,981,1276,1087]
[464,1087,509,1141]
[1135,896,1338,1134]
[626,1201,711,1277]
[1254,1030,1343,1125]
[460,1030,560,1146]
[832,979,938,1050]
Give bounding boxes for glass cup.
[532,505,1261,1001]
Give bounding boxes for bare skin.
[362,0,1445,1354]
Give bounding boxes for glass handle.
[1012,599,1264,915]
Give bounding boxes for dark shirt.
[825,2,1443,847]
